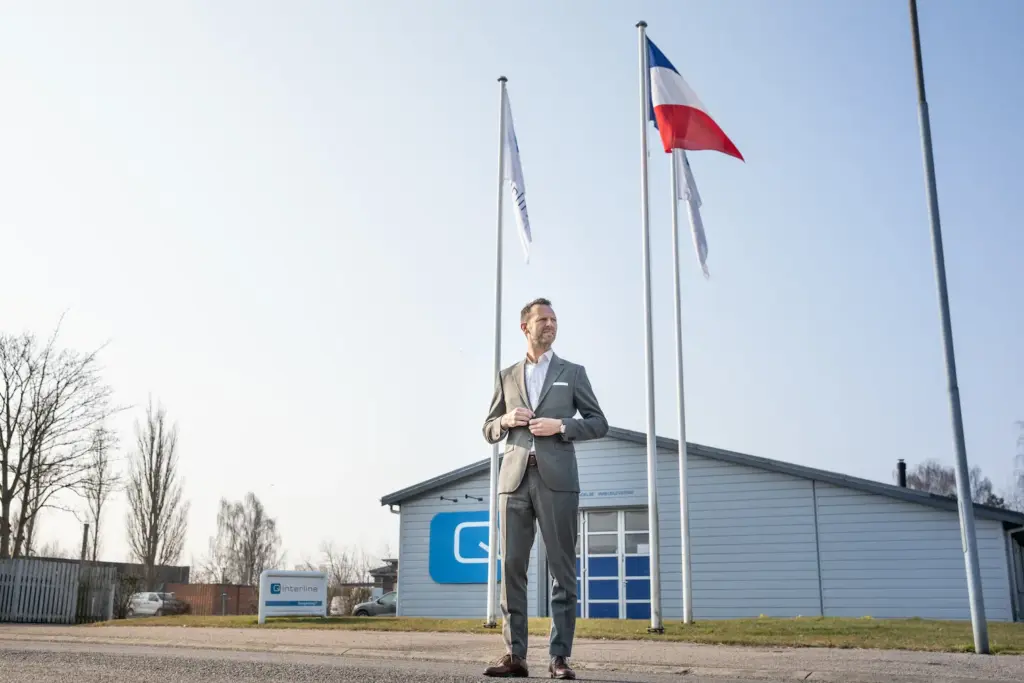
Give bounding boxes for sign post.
[257,569,328,625]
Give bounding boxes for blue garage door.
[581,509,650,620]
[622,510,651,621]
[586,511,619,618]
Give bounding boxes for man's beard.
[534,333,554,349]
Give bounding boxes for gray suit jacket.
[483,353,608,494]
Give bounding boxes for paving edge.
[0,632,858,681]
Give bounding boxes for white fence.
[0,558,117,624]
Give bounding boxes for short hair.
[520,297,553,323]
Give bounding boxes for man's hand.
[501,407,533,429]
[528,417,562,437]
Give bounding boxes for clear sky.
[2,0,1022,567]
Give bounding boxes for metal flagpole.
[636,20,664,634]
[907,0,988,654]
[669,150,693,624]
[484,75,508,629]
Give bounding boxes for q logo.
[429,509,501,584]
[270,583,281,594]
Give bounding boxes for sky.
[1,0,1022,568]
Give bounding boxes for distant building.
[369,558,398,594]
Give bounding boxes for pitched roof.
[380,426,1024,526]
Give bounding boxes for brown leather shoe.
[483,653,529,677]
[549,655,576,679]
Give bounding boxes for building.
[370,558,398,595]
[380,427,1024,622]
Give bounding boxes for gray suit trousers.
[500,464,579,659]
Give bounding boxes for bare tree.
[898,459,1007,508]
[1008,421,1024,513]
[126,399,189,588]
[200,492,283,586]
[113,572,144,620]
[194,532,233,585]
[298,542,374,614]
[195,533,233,585]
[321,542,373,586]
[82,425,120,562]
[1,325,115,559]
[13,464,56,557]
[36,539,72,559]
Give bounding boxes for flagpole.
[484,75,508,629]
[670,150,693,625]
[907,0,987,654]
[636,20,664,634]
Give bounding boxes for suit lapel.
[535,354,565,411]
[512,359,529,407]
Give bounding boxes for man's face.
[522,304,557,348]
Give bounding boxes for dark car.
[352,591,396,617]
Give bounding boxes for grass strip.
[96,614,1024,654]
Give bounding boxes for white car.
[127,591,185,617]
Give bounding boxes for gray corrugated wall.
[395,436,1014,621]
[577,438,822,619]
[814,481,1011,620]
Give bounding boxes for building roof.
[380,426,1024,526]
[369,564,398,577]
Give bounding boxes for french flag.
[647,37,743,161]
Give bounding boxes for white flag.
[502,91,531,263]
[675,150,709,278]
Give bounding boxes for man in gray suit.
[481,297,608,679]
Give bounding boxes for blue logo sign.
[429,509,501,584]
[270,583,281,594]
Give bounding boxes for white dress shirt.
[524,349,553,454]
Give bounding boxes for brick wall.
[165,583,257,616]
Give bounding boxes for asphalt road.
[0,640,748,683]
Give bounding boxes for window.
[380,592,396,605]
[624,510,648,532]
[588,511,617,532]
[624,533,649,554]
[587,533,618,554]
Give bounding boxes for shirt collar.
[526,349,553,366]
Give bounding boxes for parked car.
[352,591,396,617]
[126,591,188,617]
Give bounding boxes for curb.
[0,632,906,682]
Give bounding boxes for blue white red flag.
[647,37,743,161]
